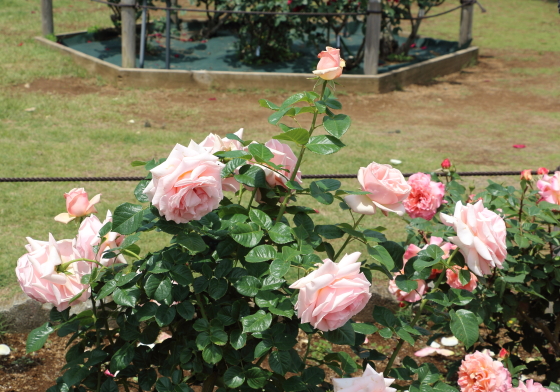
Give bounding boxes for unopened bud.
[537,167,549,175]
[520,170,533,181]
[441,158,451,170]
[399,302,406,308]
[498,348,508,358]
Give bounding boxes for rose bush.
[18,48,560,392]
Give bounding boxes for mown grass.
[1,0,560,295]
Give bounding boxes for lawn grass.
[1,0,560,296]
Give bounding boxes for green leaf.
[450,309,479,348]
[373,306,397,328]
[315,225,344,239]
[136,302,158,321]
[281,92,306,107]
[235,276,261,297]
[379,328,393,338]
[170,265,194,286]
[176,302,195,320]
[314,101,327,114]
[259,99,280,110]
[241,310,272,333]
[323,321,355,345]
[222,158,247,178]
[269,350,293,376]
[203,344,223,364]
[395,275,418,292]
[110,343,135,373]
[63,366,90,387]
[306,135,345,155]
[224,366,245,388]
[208,278,228,300]
[396,328,416,345]
[155,305,176,327]
[284,376,307,392]
[249,209,273,230]
[286,181,304,191]
[230,223,264,247]
[270,259,290,278]
[134,179,150,203]
[351,323,378,335]
[425,292,451,307]
[268,107,292,125]
[156,377,172,392]
[268,222,293,244]
[323,114,351,138]
[448,289,474,305]
[368,245,395,271]
[234,165,268,188]
[112,203,144,235]
[273,128,310,145]
[97,280,117,300]
[177,232,207,253]
[113,287,141,307]
[310,182,334,205]
[26,322,54,353]
[230,329,247,349]
[246,367,268,389]
[100,379,119,392]
[245,245,277,263]
[255,290,279,308]
[145,274,172,302]
[248,143,274,163]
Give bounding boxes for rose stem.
[333,214,365,262]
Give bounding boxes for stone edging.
[34,35,478,93]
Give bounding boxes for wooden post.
[121,0,136,68]
[41,0,54,37]
[364,0,381,75]
[459,0,474,49]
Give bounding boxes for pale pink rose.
[76,211,126,267]
[289,252,371,331]
[344,162,411,216]
[200,129,244,193]
[313,47,346,80]
[15,234,91,311]
[458,351,512,392]
[332,364,396,392]
[403,172,445,220]
[144,141,224,224]
[446,265,478,292]
[388,277,427,303]
[54,188,101,224]
[537,171,560,205]
[510,380,553,392]
[257,139,302,188]
[440,201,507,276]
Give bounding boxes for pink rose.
[440,201,507,276]
[332,364,396,392]
[76,211,126,267]
[257,139,302,189]
[289,252,371,331]
[446,265,478,292]
[200,128,244,154]
[15,234,91,311]
[403,172,445,220]
[537,167,549,175]
[144,141,224,224]
[344,162,411,216]
[537,171,560,205]
[441,158,451,169]
[54,188,101,224]
[313,47,346,80]
[520,170,533,181]
[457,351,512,392]
[388,277,427,302]
[510,380,553,392]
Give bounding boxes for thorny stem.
[91,298,102,392]
[300,333,313,374]
[383,249,458,377]
[99,299,115,346]
[57,258,104,273]
[333,215,365,262]
[518,182,528,230]
[275,80,328,223]
[247,188,257,210]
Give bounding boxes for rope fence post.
[165,0,172,69]
[41,0,54,37]
[459,0,474,49]
[364,0,381,75]
[121,0,136,68]
[139,0,148,68]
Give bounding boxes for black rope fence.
[0,170,555,183]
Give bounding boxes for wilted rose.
[144,141,224,224]
[15,234,91,311]
[54,188,101,224]
[440,201,507,276]
[333,364,396,392]
[458,351,512,392]
[344,162,411,216]
[313,47,345,80]
[289,252,371,331]
[403,172,445,220]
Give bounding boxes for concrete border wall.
[35,35,478,93]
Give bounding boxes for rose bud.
[441,158,451,170]
[313,47,346,80]
[537,167,549,175]
[520,170,533,181]
[54,188,101,224]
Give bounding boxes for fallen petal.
[441,336,459,346]
[513,144,526,149]
[0,344,10,355]
[389,159,402,165]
